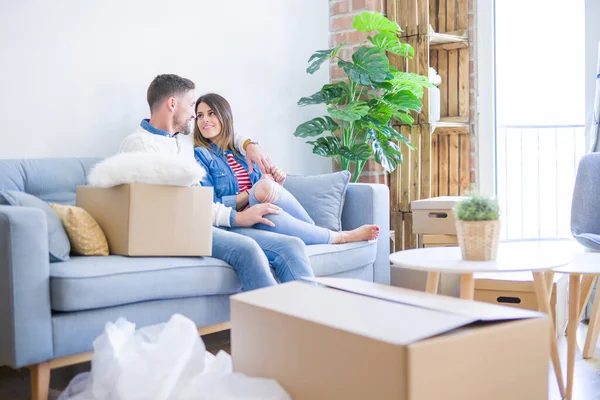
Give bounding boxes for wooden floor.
[1,326,599,400]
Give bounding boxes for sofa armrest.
[341,184,390,284]
[0,205,53,368]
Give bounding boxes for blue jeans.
[211,226,314,291]
[248,184,333,245]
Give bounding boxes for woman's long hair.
[193,93,238,154]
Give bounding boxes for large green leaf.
[339,143,373,161]
[368,129,403,173]
[353,11,401,33]
[388,71,433,97]
[293,116,339,138]
[368,32,413,58]
[328,101,369,122]
[298,82,350,106]
[368,102,394,122]
[391,110,414,125]
[306,42,344,74]
[338,47,390,86]
[307,136,341,158]
[384,89,422,113]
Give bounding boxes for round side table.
[389,240,576,398]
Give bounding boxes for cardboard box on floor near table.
[231,278,550,400]
[77,184,213,256]
[475,271,568,335]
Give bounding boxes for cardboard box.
[475,272,568,335]
[76,184,213,256]
[232,278,549,400]
[411,196,469,234]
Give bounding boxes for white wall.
[0,0,332,175]
[586,0,600,149]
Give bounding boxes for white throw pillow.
[88,153,206,188]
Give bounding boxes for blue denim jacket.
[194,143,262,209]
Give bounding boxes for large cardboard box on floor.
[231,278,550,400]
[475,271,568,335]
[76,184,213,256]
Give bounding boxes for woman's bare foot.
[332,225,380,244]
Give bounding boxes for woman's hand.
[271,166,286,185]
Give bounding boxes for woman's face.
[196,102,222,140]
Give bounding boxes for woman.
[193,93,379,245]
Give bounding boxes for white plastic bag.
[58,314,290,400]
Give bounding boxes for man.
[119,74,313,290]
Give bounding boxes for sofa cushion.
[284,171,351,231]
[50,240,378,312]
[50,256,242,312]
[0,190,71,262]
[50,204,109,256]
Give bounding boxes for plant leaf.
[383,89,422,113]
[368,32,414,58]
[388,71,433,97]
[306,42,344,74]
[328,102,369,122]
[391,110,414,125]
[368,129,403,173]
[307,136,341,158]
[353,11,401,33]
[369,102,394,122]
[338,47,390,86]
[339,143,373,161]
[298,82,350,106]
[293,116,339,138]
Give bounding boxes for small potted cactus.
[454,196,501,261]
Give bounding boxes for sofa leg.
[30,361,50,400]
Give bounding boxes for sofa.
[0,157,390,398]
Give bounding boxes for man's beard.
[174,118,193,135]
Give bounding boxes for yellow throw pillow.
[49,204,109,256]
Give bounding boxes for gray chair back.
[571,153,600,250]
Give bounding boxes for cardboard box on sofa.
[475,271,568,335]
[76,184,213,256]
[231,278,550,400]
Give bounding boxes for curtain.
[590,42,600,152]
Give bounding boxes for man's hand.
[246,143,273,174]
[271,166,286,185]
[234,203,280,227]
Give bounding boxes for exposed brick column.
[329,0,388,184]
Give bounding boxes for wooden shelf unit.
[387,0,472,250]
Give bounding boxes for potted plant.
[454,196,501,261]
[293,11,432,182]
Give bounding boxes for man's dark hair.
[147,74,195,112]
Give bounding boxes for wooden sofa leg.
[30,361,50,400]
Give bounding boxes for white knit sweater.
[119,124,250,227]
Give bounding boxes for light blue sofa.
[0,157,390,398]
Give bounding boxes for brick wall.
[328,0,478,190]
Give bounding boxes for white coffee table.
[555,252,600,400]
[389,240,576,398]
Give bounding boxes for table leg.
[544,270,554,304]
[425,272,440,294]
[532,271,565,398]
[583,274,600,359]
[566,274,581,400]
[460,273,474,300]
[577,275,597,323]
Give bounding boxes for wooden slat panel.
[418,0,430,35]
[458,0,468,30]
[438,0,447,33]
[400,125,412,211]
[418,34,429,123]
[410,125,421,202]
[438,51,448,117]
[449,134,460,195]
[387,0,398,24]
[429,0,438,33]
[407,36,418,74]
[403,212,417,250]
[447,0,456,32]
[431,133,439,197]
[459,133,470,194]
[390,126,401,210]
[420,125,432,199]
[406,0,418,36]
[430,49,438,72]
[438,134,449,196]
[458,45,469,118]
[448,49,458,117]
[399,0,408,37]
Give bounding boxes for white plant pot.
[429,86,441,122]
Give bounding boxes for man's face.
[173,90,196,135]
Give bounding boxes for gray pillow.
[0,190,70,262]
[284,171,351,231]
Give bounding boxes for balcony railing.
[496,125,586,240]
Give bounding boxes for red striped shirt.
[227,153,252,192]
